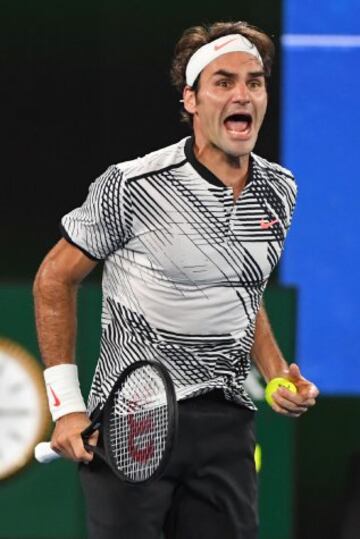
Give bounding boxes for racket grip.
[34,442,61,463]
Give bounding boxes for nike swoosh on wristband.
[260,218,279,229]
[49,385,61,407]
[214,37,239,51]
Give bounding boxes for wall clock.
[0,338,50,480]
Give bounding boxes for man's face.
[184,52,268,158]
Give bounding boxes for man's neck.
[193,140,250,200]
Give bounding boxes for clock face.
[0,339,50,480]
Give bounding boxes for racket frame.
[82,360,178,484]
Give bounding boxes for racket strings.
[108,365,169,481]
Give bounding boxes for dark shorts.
[79,391,258,539]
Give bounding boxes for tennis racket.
[35,360,178,484]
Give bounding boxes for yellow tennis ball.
[265,377,297,406]
[254,443,262,473]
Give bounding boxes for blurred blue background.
[281,0,360,394]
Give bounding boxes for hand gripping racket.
[35,360,178,484]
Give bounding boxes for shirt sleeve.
[61,165,131,260]
[285,175,297,230]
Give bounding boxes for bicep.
[35,238,97,287]
[255,302,267,323]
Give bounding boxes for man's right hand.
[50,412,99,463]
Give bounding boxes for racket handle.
[34,442,61,463]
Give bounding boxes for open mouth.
[224,113,253,135]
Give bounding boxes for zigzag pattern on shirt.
[128,169,278,288]
[88,299,256,412]
[62,137,297,413]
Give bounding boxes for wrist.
[43,364,87,421]
[255,359,289,384]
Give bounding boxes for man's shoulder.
[114,138,188,181]
[251,153,296,185]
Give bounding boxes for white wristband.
[43,364,87,421]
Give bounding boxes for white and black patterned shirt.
[61,137,297,412]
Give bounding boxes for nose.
[232,82,250,104]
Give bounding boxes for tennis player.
[33,20,319,539]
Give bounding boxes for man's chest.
[125,179,288,284]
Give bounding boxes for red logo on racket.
[127,415,155,463]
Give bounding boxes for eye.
[216,79,232,88]
[248,79,264,90]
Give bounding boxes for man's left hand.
[270,363,319,417]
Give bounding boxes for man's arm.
[33,238,98,461]
[251,303,319,417]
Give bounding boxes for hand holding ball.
[265,377,297,406]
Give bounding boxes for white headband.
[185,34,263,87]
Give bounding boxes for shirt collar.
[184,136,254,189]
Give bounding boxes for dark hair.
[170,21,275,125]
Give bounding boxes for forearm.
[251,303,289,383]
[33,251,91,437]
[33,239,96,367]
[33,240,98,461]
[33,260,78,367]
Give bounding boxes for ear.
[183,85,197,115]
